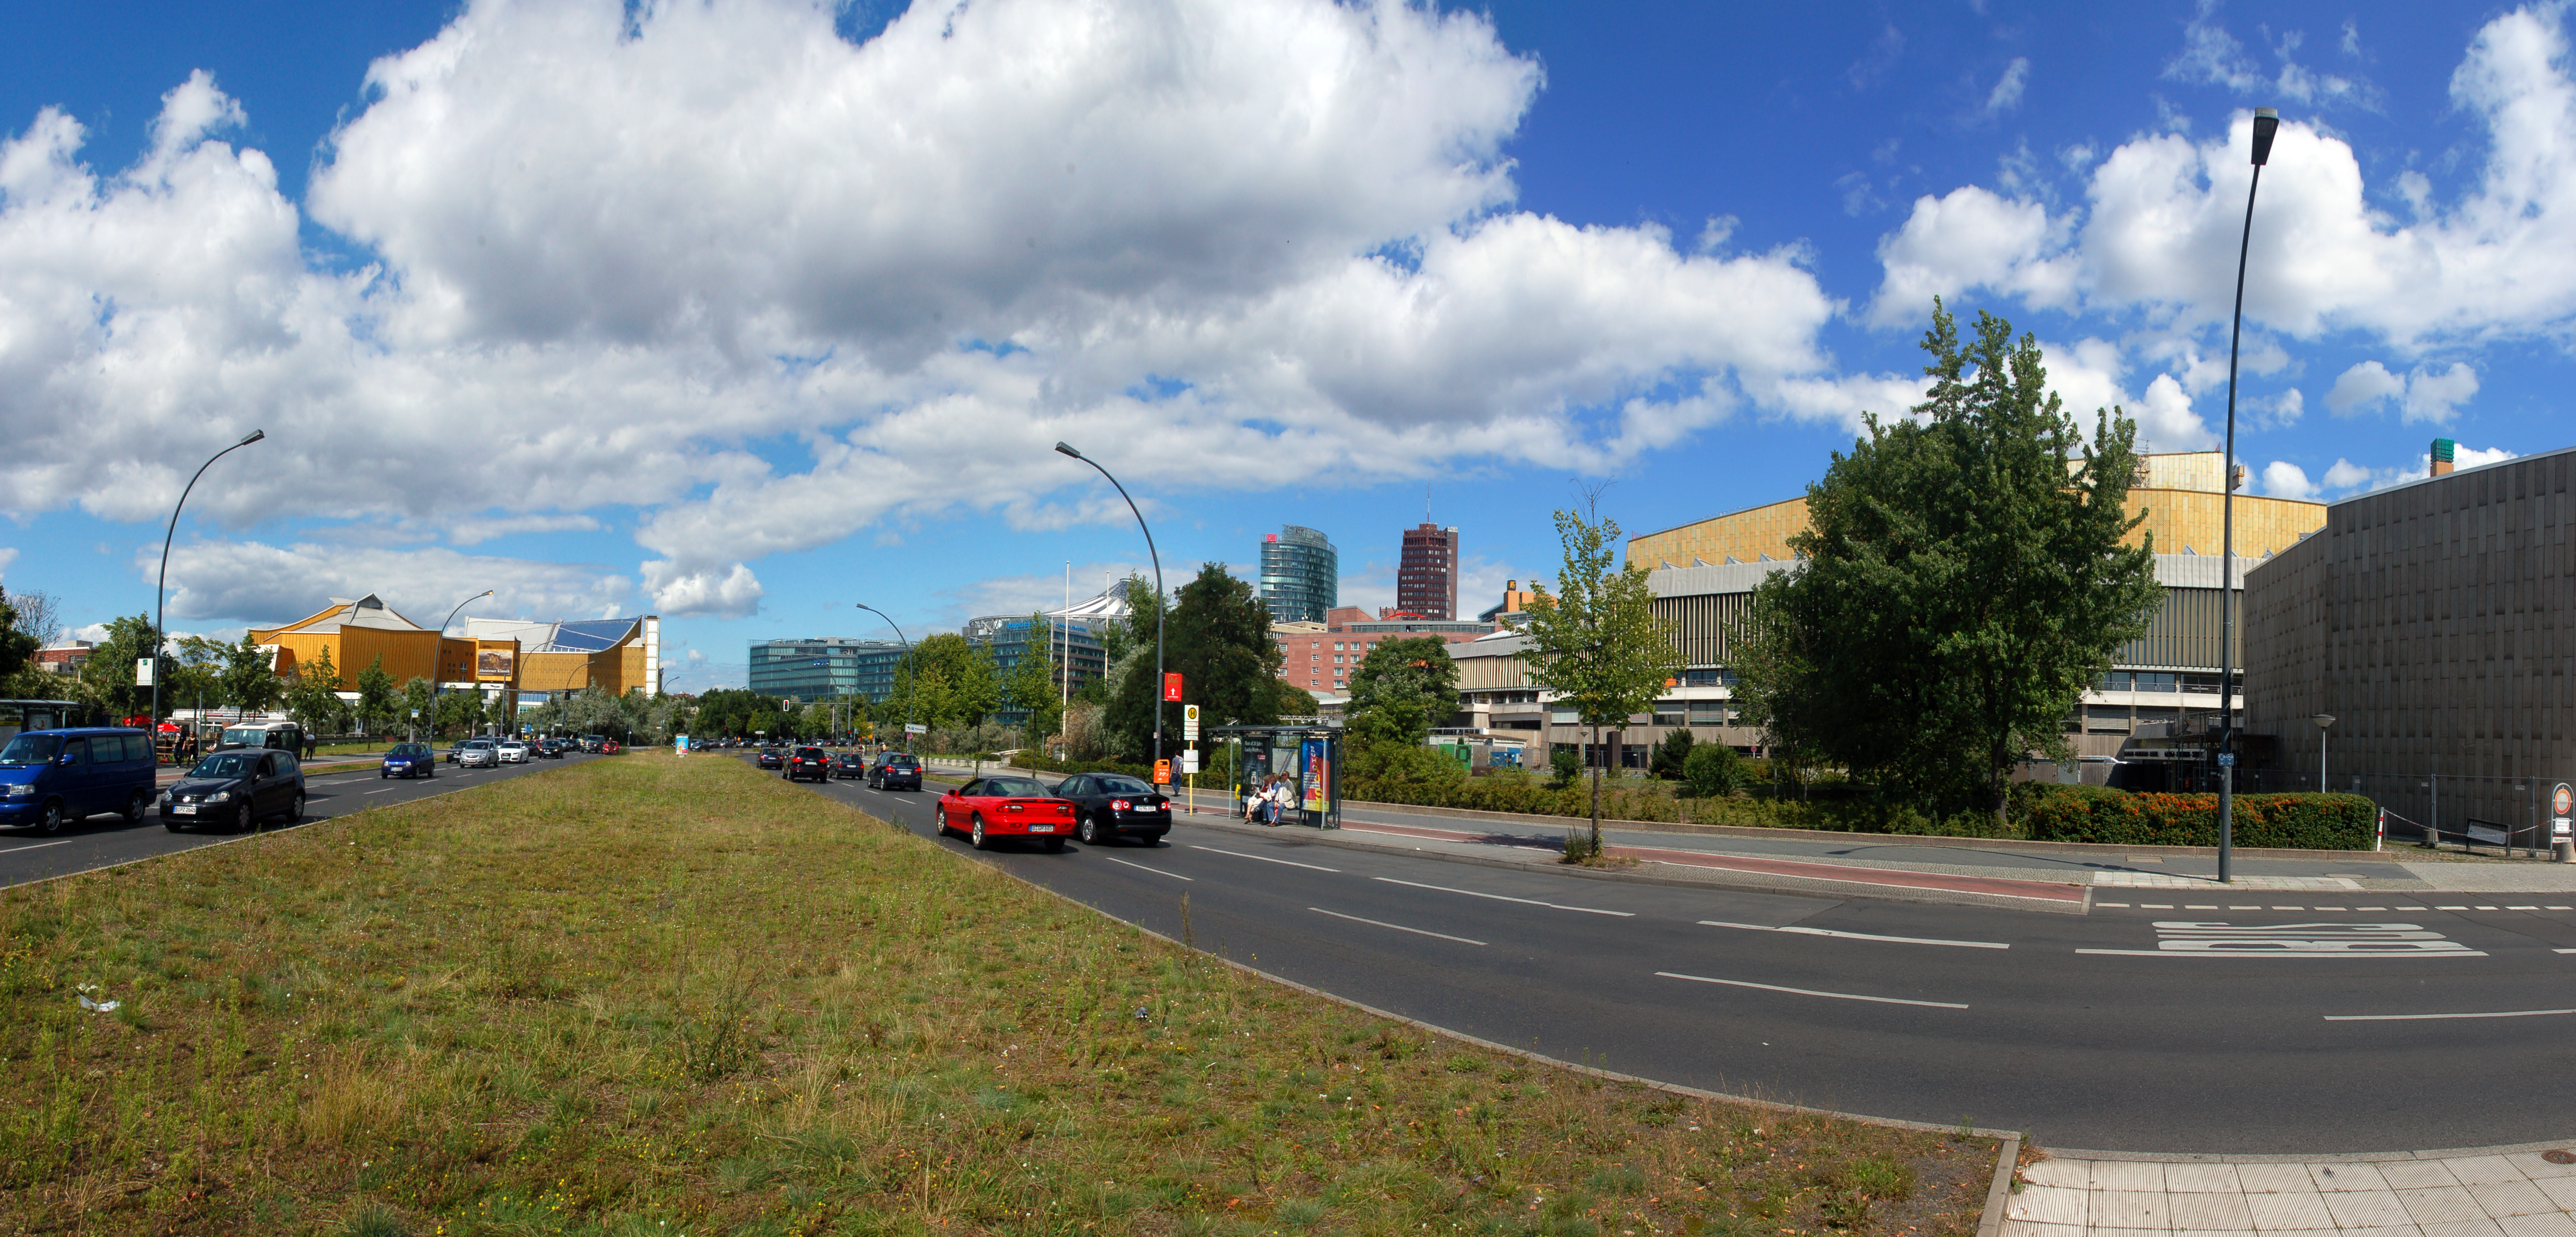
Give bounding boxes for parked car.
[866,752,922,791]
[784,745,830,782]
[581,735,606,753]
[935,775,1075,851]
[497,741,531,764]
[380,742,435,779]
[601,739,622,754]
[537,738,568,758]
[756,747,786,770]
[0,727,158,836]
[161,748,305,833]
[215,720,304,753]
[832,751,868,779]
[457,739,499,768]
[1051,772,1174,846]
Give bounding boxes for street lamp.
[855,603,916,752]
[1055,442,1167,782]
[2313,713,2336,793]
[151,429,264,752]
[433,590,494,741]
[2216,105,2279,884]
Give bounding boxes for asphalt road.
[762,756,2576,1156]
[0,751,609,889]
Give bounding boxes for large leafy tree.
[1518,501,1678,856]
[0,587,39,684]
[1106,564,1288,762]
[880,633,998,734]
[1005,612,1063,743]
[75,615,161,720]
[355,655,399,736]
[218,634,284,714]
[1734,300,2160,827]
[284,645,347,735]
[399,677,436,739]
[1344,635,1463,786]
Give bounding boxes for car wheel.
[281,791,304,823]
[380,768,389,779]
[1077,815,1101,846]
[1044,837,1065,853]
[33,800,65,836]
[933,807,949,837]
[970,815,990,850]
[234,802,254,833]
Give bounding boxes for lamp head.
[2251,107,2279,166]
[1053,442,1083,460]
[240,429,266,446]
[2313,713,2336,729]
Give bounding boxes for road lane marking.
[1698,919,2009,949]
[1192,845,1338,873]
[1375,876,1633,916]
[366,788,398,795]
[0,837,83,854]
[2079,921,2487,958]
[1102,856,1191,881]
[2326,1007,2576,1022]
[1655,971,1968,1009]
[1309,907,1482,945]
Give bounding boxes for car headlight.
[204,790,232,803]
[3,783,32,797]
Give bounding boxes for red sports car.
[935,775,1077,852]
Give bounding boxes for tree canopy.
[1102,564,1289,761]
[1518,499,1677,853]
[1733,300,2161,826]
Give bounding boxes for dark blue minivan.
[0,727,160,836]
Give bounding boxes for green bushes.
[1007,751,1151,780]
[1682,742,1745,798]
[2020,787,2376,850]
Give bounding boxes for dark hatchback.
[784,746,830,782]
[162,749,306,833]
[866,752,922,791]
[1052,772,1173,846]
[380,742,435,779]
[756,747,785,770]
[832,751,868,779]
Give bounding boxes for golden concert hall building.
[247,595,663,704]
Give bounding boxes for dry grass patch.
[0,753,1995,1236]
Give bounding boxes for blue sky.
[1,0,2562,692]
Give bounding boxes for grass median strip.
[1,753,1995,1236]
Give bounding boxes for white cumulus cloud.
[2261,460,2318,499]
[2326,360,2478,423]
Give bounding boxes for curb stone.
[1977,1134,2023,1237]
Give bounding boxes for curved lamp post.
[434,590,494,739]
[2313,713,2336,794]
[2216,106,2280,884]
[855,603,917,751]
[1054,442,1166,782]
[151,430,264,749]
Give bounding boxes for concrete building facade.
[1274,604,1490,698]
[2244,445,2576,836]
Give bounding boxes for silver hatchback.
[458,740,499,768]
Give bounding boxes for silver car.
[457,739,499,768]
[497,741,530,764]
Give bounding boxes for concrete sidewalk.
[2005,1145,2576,1236]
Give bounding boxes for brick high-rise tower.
[1396,524,1459,620]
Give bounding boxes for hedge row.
[1341,775,2022,838]
[1007,752,1153,780]
[2019,787,2377,849]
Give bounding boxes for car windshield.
[0,734,62,765]
[220,726,273,747]
[190,754,257,778]
[980,777,1048,797]
[885,755,917,767]
[1095,775,1154,795]
[465,740,493,748]
[389,745,421,757]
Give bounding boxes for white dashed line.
[0,837,82,854]
[1190,845,1338,873]
[1101,856,1190,882]
[1310,907,1482,945]
[1376,876,1633,916]
[1699,920,2009,949]
[1656,971,1969,1009]
[2326,1007,2576,1022]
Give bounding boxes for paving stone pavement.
[2003,1148,2576,1236]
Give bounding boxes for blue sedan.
[380,742,436,779]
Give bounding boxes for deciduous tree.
[1518,500,1678,857]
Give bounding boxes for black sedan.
[756,747,786,770]
[866,752,922,791]
[1052,772,1173,846]
[162,749,306,833]
[832,751,868,779]
[784,746,830,782]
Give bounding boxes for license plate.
[172,804,195,815]
[1027,824,1056,832]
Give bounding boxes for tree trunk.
[1587,725,1604,857]
[1990,735,2011,834]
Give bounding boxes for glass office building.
[747,637,908,702]
[1258,525,1337,625]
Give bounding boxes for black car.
[538,738,569,759]
[784,746,830,782]
[756,747,785,770]
[162,749,305,833]
[1052,772,1174,846]
[866,752,922,791]
[832,751,868,779]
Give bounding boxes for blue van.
[0,727,160,836]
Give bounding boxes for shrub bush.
[2020,787,2376,849]
[1682,743,1744,798]
[1008,752,1151,780]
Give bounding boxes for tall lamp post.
[152,430,264,751]
[1054,442,1166,782]
[2216,105,2280,885]
[855,603,916,752]
[2313,713,2336,794]
[434,590,494,740]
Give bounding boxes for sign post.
[2554,782,2573,864]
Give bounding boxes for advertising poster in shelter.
[1301,738,1329,814]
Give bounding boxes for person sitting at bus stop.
[1263,777,1289,826]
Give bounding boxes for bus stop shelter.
[1206,722,1344,830]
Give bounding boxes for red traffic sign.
[1163,672,1183,702]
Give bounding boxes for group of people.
[1242,774,1298,826]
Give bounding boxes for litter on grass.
[75,983,119,1014]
